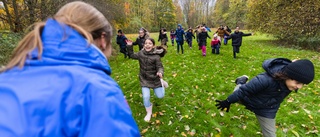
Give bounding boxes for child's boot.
[144,105,153,122]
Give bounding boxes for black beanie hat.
[284,59,315,84]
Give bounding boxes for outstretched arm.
[242,32,252,36]
[126,40,139,59]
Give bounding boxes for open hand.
[126,40,133,45]
[215,100,231,112]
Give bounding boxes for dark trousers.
[232,46,240,58]
[120,47,128,58]
[211,45,220,54]
[177,41,184,54]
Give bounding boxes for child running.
[211,34,221,54]
[225,26,253,58]
[170,30,175,46]
[216,58,314,137]
[158,28,168,47]
[185,28,195,49]
[116,29,129,58]
[126,38,168,122]
[175,24,185,54]
[198,26,211,56]
[132,27,149,51]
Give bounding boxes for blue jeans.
[142,87,165,107]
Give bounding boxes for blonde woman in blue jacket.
[0,1,140,137]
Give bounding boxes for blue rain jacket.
[0,19,140,137]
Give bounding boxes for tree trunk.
[12,0,22,32]
[2,0,14,31]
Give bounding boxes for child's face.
[144,39,154,52]
[285,79,304,91]
[139,31,145,37]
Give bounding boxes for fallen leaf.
[173,73,177,78]
[291,130,300,137]
[141,128,148,134]
[185,115,189,118]
[189,129,196,136]
[168,120,172,125]
[181,132,187,137]
[287,97,294,102]
[159,112,164,116]
[152,113,157,118]
[155,120,161,124]
[185,125,190,131]
[206,110,210,114]
[306,130,319,134]
[219,112,224,117]
[308,114,313,120]
[303,109,311,114]
[242,125,247,130]
[215,128,221,133]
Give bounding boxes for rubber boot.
[144,105,153,122]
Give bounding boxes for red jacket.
[211,39,221,46]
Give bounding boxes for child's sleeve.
[127,45,139,59]
[155,57,164,76]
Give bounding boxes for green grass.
[109,32,320,137]
[1,31,319,136]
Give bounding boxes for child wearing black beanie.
[215,58,315,137]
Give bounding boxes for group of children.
[114,25,252,123]
[116,25,315,137]
[117,27,169,122]
[0,1,315,136]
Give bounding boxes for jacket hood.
[262,58,292,76]
[142,46,166,57]
[26,19,111,74]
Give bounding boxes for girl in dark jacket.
[132,28,149,50]
[216,58,315,137]
[198,27,211,56]
[185,28,195,48]
[158,28,168,47]
[127,38,168,122]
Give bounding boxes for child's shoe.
[235,75,249,85]
[144,105,153,122]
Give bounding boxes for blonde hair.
[2,1,112,72]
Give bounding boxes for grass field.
[1,30,319,136]
[109,31,320,137]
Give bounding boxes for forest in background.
[1,0,320,49]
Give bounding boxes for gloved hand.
[215,100,231,112]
